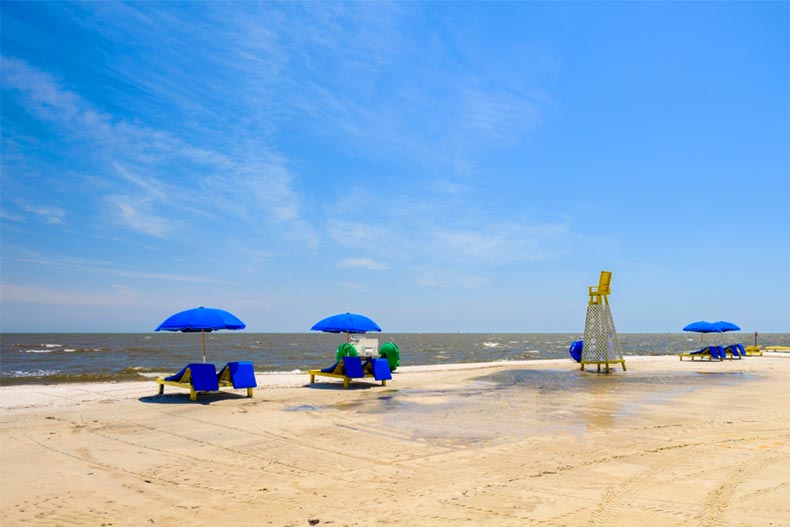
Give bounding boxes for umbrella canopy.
[311,312,381,338]
[683,321,722,333]
[713,320,741,345]
[155,306,246,363]
[713,320,741,332]
[683,320,722,345]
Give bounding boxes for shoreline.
[3,354,790,410]
[3,351,790,389]
[2,355,789,526]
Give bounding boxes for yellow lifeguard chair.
[581,271,626,373]
[588,270,612,305]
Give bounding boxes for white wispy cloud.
[0,283,140,307]
[328,189,573,266]
[1,55,315,246]
[2,3,560,302]
[416,270,488,289]
[339,258,390,271]
[107,270,232,285]
[425,220,573,264]
[107,195,172,239]
[17,201,67,225]
[8,249,231,286]
[338,281,368,291]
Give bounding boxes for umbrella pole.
[201,330,206,364]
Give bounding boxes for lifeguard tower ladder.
[581,271,626,373]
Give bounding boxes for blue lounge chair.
[308,356,390,388]
[217,361,257,397]
[723,344,743,359]
[157,363,219,400]
[679,346,724,361]
[342,355,365,378]
[371,358,392,382]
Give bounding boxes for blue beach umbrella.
[713,321,741,332]
[155,306,246,363]
[683,320,722,345]
[311,312,382,341]
[713,320,741,345]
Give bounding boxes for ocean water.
[1,332,788,386]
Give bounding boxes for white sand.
[2,355,789,526]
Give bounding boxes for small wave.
[121,366,157,373]
[482,342,499,348]
[22,347,91,354]
[43,343,62,348]
[524,349,541,354]
[4,369,61,378]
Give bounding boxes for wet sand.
[1,355,789,526]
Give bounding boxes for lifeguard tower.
[581,271,626,373]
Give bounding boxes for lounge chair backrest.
[228,361,257,388]
[189,363,220,391]
[372,358,392,381]
[342,356,365,378]
[736,343,746,356]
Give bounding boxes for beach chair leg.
[381,380,387,386]
[621,360,626,372]
[246,387,253,398]
[343,378,350,388]
[158,384,164,395]
[189,388,197,401]
[310,373,315,384]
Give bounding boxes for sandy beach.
[1,355,789,527]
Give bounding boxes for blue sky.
[1,2,788,333]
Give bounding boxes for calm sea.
[1,332,788,386]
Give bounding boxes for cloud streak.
[2,55,315,247]
[339,258,391,271]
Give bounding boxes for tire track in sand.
[695,451,789,527]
